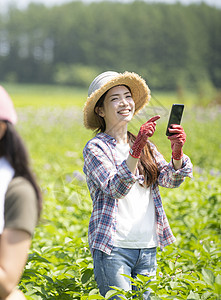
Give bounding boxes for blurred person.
[0,86,42,300]
[82,71,193,299]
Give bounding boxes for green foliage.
[53,64,100,87]
[0,2,221,90]
[10,86,221,299]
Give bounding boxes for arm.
[127,115,161,174]
[83,142,137,199]
[125,154,139,175]
[173,158,182,170]
[151,143,193,188]
[169,124,190,171]
[0,229,31,299]
[84,116,161,198]
[168,124,186,170]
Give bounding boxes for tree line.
[0,1,220,90]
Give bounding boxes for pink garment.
[0,86,17,124]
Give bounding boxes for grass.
[2,83,87,108]
[3,82,218,109]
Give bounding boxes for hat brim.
[83,71,150,130]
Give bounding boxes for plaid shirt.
[83,133,193,255]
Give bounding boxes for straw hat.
[0,86,17,124]
[83,71,151,130]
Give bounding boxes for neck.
[105,123,128,144]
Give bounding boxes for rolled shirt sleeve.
[150,142,193,188]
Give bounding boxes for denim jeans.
[93,246,157,299]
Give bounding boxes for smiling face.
[97,85,135,133]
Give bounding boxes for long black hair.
[0,121,42,218]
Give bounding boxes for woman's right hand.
[129,115,160,158]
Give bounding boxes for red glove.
[130,115,160,159]
[168,125,186,160]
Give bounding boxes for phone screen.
[166,104,184,136]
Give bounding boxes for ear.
[95,107,105,118]
[0,121,7,140]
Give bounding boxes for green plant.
[10,86,220,299]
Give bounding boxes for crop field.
[7,84,221,299]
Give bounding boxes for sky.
[0,0,220,12]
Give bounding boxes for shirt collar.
[96,132,117,145]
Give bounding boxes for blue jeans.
[93,247,157,299]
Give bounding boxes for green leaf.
[202,268,215,285]
[136,273,152,283]
[169,261,175,271]
[178,278,196,290]
[81,269,94,284]
[201,291,214,300]
[187,291,200,299]
[202,242,211,253]
[88,295,104,299]
[64,237,73,244]
[28,253,51,263]
[42,275,54,283]
[105,289,121,299]
[89,289,101,295]
[215,274,221,286]
[169,281,180,290]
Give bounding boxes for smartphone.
[166,104,184,136]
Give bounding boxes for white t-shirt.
[113,143,158,248]
[0,157,15,234]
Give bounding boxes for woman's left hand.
[168,125,186,160]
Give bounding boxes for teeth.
[119,110,130,114]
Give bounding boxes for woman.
[0,86,42,300]
[83,71,192,299]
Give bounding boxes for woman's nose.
[119,97,128,105]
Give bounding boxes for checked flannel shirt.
[83,133,193,255]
